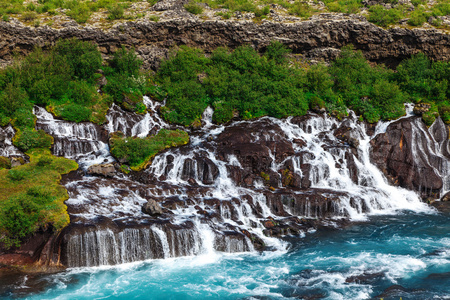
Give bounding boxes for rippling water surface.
[1,209,449,300]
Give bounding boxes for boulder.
[87,163,116,177]
[413,103,431,116]
[370,117,445,199]
[142,199,164,215]
[10,157,25,168]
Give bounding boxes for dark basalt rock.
[334,125,360,148]
[370,117,446,199]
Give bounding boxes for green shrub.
[368,5,403,27]
[53,39,102,81]
[422,111,436,126]
[20,11,37,22]
[288,1,314,18]
[254,5,270,17]
[0,157,11,170]
[264,40,291,65]
[408,9,428,26]
[14,129,53,152]
[37,155,53,167]
[57,104,92,122]
[7,169,27,181]
[184,1,203,14]
[107,4,124,20]
[0,84,31,118]
[109,47,143,77]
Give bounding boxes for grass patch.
[0,148,78,249]
[185,0,204,14]
[110,129,189,171]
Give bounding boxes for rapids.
[1,211,449,299]
[3,95,450,300]
[31,98,440,268]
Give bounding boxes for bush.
[422,111,436,126]
[288,1,314,18]
[264,41,291,65]
[107,4,124,20]
[408,9,428,26]
[109,47,143,77]
[14,129,53,152]
[0,157,11,169]
[0,84,30,118]
[184,1,203,14]
[368,5,403,27]
[37,155,53,167]
[57,104,92,122]
[7,169,27,181]
[53,39,102,81]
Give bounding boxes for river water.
[2,209,448,300]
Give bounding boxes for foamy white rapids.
[33,106,114,169]
[31,103,439,268]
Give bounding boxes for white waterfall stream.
[28,100,439,268]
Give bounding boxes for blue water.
[3,210,450,300]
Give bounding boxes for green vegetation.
[110,129,190,171]
[0,39,150,131]
[368,5,404,28]
[0,149,78,248]
[153,43,450,126]
[185,1,204,14]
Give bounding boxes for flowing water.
[1,211,449,300]
[1,100,449,299]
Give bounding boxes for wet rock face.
[215,119,294,186]
[370,117,448,199]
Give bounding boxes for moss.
[110,129,189,171]
[260,171,270,181]
[0,149,78,248]
[0,156,11,169]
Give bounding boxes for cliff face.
[1,14,449,69]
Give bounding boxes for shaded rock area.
[0,15,449,70]
[370,116,450,199]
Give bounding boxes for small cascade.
[106,96,167,137]
[412,117,450,196]
[34,106,113,169]
[0,125,23,157]
[202,106,214,128]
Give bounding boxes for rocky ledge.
[1,13,449,69]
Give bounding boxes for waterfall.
[28,103,440,268]
[34,106,114,169]
[0,125,23,157]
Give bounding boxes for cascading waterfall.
[30,99,438,268]
[0,125,23,157]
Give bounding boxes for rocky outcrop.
[1,14,449,69]
[370,116,450,199]
[87,163,116,177]
[142,198,164,215]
